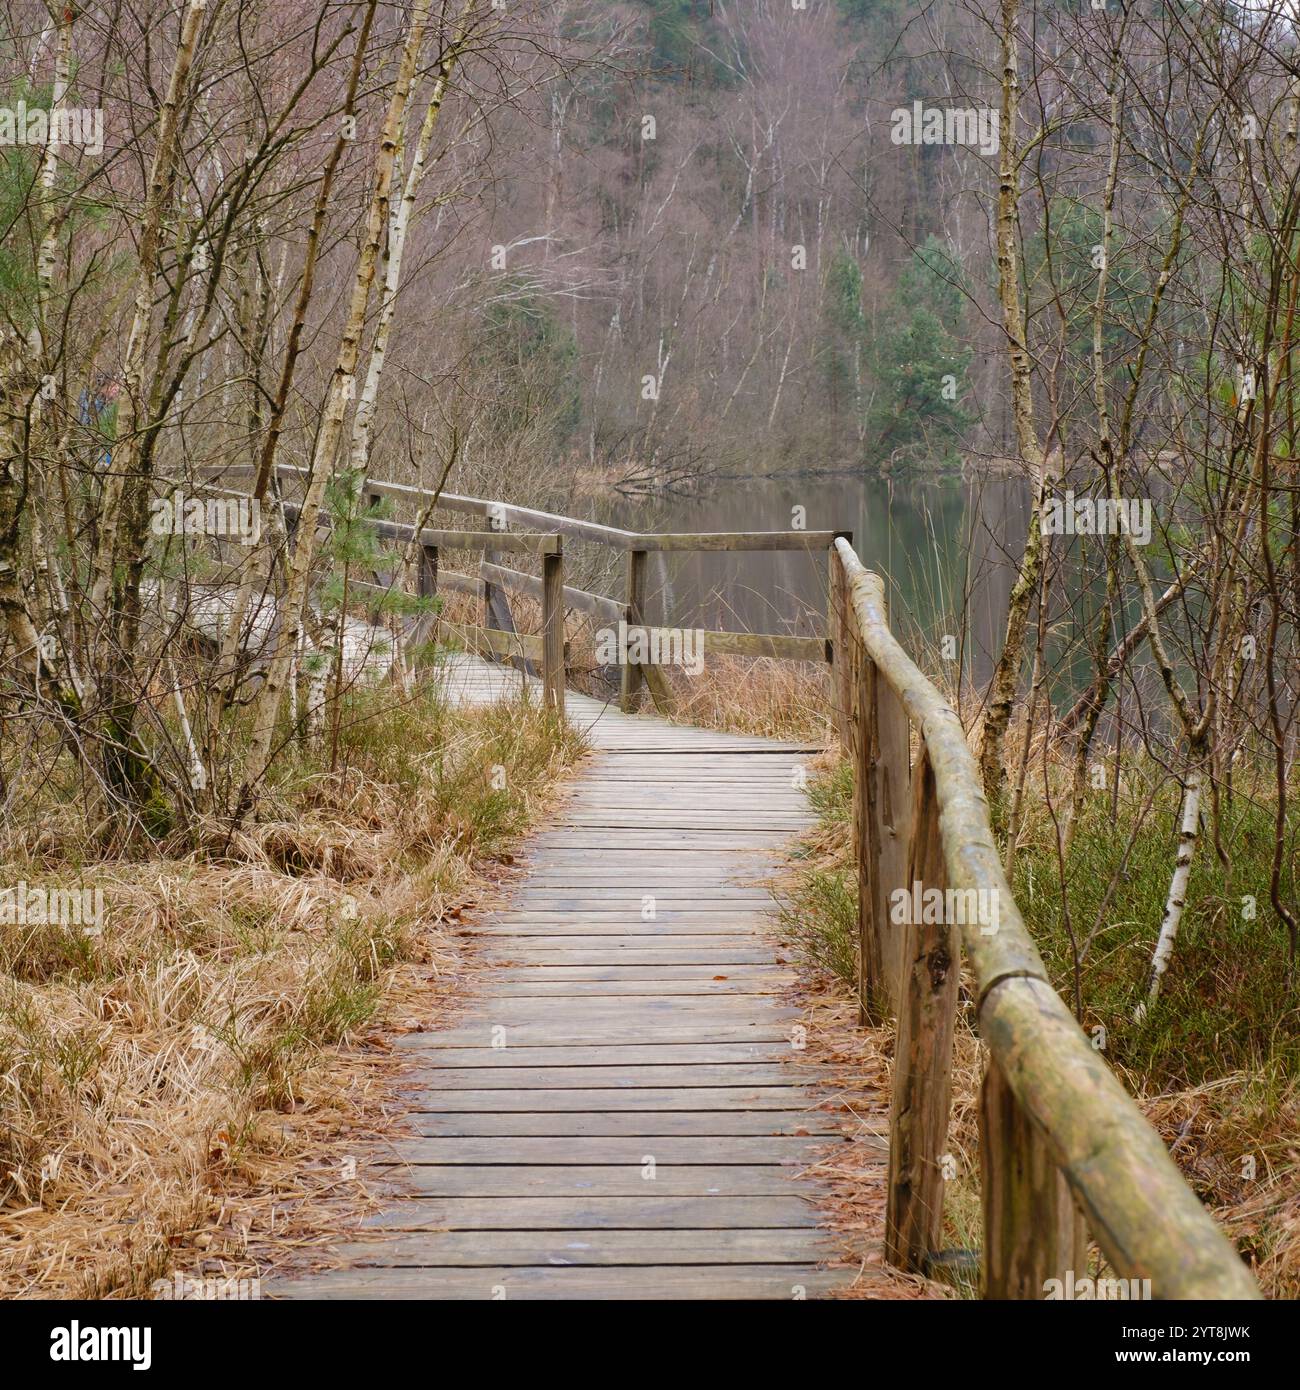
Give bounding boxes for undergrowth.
[0,677,582,1297]
[781,752,1299,1299]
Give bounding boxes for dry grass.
[1139,1073,1300,1299]
[656,656,830,743]
[0,679,583,1298]
[779,970,949,1299]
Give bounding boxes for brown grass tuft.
[0,683,582,1298]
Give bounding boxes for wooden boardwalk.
[274,654,876,1299]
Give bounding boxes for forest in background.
[0,0,1299,1300]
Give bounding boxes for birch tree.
[242,0,435,801]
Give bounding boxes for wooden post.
[846,566,909,1023]
[885,750,959,1272]
[829,550,851,754]
[619,548,647,713]
[850,623,872,1025]
[411,542,439,663]
[482,545,496,632]
[979,1059,1086,1298]
[873,661,917,1011]
[365,490,393,587]
[541,542,565,716]
[855,649,875,1023]
[418,543,438,599]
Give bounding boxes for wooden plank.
[480,560,622,622]
[272,1265,847,1300]
[487,899,778,912]
[500,882,779,892]
[522,836,793,849]
[471,924,774,936]
[395,1087,833,1113]
[435,569,483,598]
[556,811,811,822]
[374,1165,818,1196]
[484,980,790,997]
[376,520,561,554]
[617,624,826,663]
[478,935,776,950]
[402,1112,849,1138]
[329,1228,841,1266]
[478,948,779,964]
[280,498,560,554]
[442,622,551,664]
[361,1195,823,1231]
[481,906,784,917]
[388,1137,837,1163]
[635,531,842,553]
[401,1024,800,1047]
[409,1063,824,1089]
[214,463,637,547]
[399,1042,799,1064]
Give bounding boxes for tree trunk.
[976,0,1050,828]
[241,0,433,803]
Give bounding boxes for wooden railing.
[207,464,840,717]
[829,537,1258,1300]
[199,464,1260,1297]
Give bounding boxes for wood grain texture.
[272,651,862,1301]
[834,539,1258,1299]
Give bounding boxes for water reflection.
[599,472,1032,687]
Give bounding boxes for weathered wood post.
[365,488,393,587]
[418,542,438,600]
[847,600,872,1025]
[859,595,910,1018]
[482,544,497,633]
[828,548,851,754]
[979,1059,1085,1298]
[541,538,565,716]
[620,548,647,713]
[412,541,439,663]
[885,749,959,1273]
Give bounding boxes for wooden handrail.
[189,464,1255,1294]
[198,465,847,711]
[831,537,1258,1300]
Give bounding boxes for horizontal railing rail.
[198,464,844,712]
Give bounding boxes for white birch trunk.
[1136,773,1202,1021]
[243,0,432,790]
[347,5,470,478]
[31,7,71,362]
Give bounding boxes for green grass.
[778,761,858,982]
[1011,777,1299,1089]
[796,754,1300,1087]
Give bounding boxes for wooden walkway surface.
[274,654,875,1299]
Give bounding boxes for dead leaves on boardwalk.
[780,972,945,1300]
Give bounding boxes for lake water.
[600,472,1032,686]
